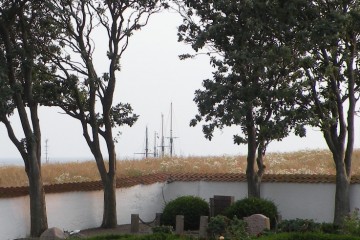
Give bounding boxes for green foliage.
[207,215,249,240]
[320,223,341,234]
[179,0,306,146]
[277,219,321,233]
[343,208,360,235]
[224,197,278,229]
[161,196,209,230]
[224,216,250,240]
[84,233,193,240]
[256,232,360,240]
[207,215,230,238]
[151,225,173,234]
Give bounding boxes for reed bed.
[1,149,359,187]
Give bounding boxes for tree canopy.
[177,0,306,197]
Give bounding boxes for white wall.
[0,196,30,240]
[2,181,360,239]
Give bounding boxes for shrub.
[152,226,173,234]
[207,215,230,238]
[224,216,250,240]
[161,196,209,230]
[224,197,278,229]
[343,208,360,235]
[277,219,321,233]
[320,222,341,234]
[207,215,249,240]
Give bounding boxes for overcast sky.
[0,10,359,165]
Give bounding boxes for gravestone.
[175,215,184,235]
[210,195,234,217]
[199,216,208,239]
[244,214,270,236]
[131,214,139,233]
[155,213,162,226]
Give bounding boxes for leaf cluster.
[181,0,307,146]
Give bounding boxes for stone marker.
[155,213,162,226]
[175,215,184,235]
[131,214,140,233]
[243,214,270,236]
[199,216,208,239]
[40,227,67,240]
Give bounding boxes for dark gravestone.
[210,195,234,217]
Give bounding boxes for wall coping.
[1,173,359,198]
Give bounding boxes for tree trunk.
[101,174,117,228]
[334,164,350,225]
[27,155,48,237]
[246,106,261,198]
[247,168,261,198]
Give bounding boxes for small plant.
[161,196,209,230]
[277,219,321,233]
[320,222,341,234]
[343,208,360,235]
[152,225,173,234]
[225,216,250,240]
[207,215,249,240]
[207,215,230,238]
[224,197,278,229]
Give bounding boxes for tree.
[42,0,165,228]
[0,0,58,237]
[279,0,360,224]
[177,0,305,197]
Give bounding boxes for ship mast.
[170,103,173,157]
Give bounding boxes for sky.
[0,10,359,165]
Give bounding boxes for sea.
[0,157,92,166]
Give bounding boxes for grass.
[1,149,360,187]
[80,233,193,240]
[256,232,360,240]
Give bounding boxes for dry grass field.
[1,149,360,187]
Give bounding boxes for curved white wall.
[2,181,360,239]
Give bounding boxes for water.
[0,157,93,166]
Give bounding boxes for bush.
[277,219,321,233]
[161,196,209,230]
[320,222,341,234]
[207,215,230,238]
[207,215,249,240]
[224,216,250,240]
[224,197,278,229]
[343,208,360,235]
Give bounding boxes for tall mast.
[145,126,149,158]
[134,126,152,158]
[153,131,157,157]
[170,103,173,157]
[161,113,165,157]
